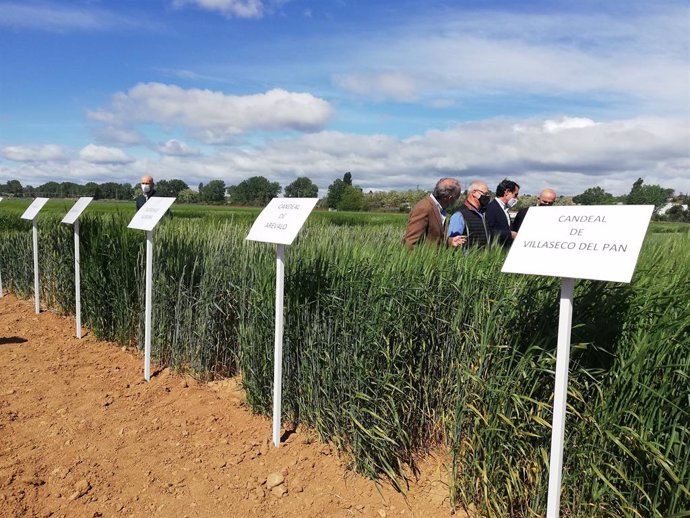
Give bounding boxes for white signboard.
[61,197,94,225]
[502,205,654,283]
[127,197,176,231]
[246,198,319,245]
[20,198,50,220]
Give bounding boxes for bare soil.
[0,294,461,518]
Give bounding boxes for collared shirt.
[496,197,511,226]
[447,211,465,236]
[430,194,447,225]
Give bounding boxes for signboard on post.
[246,198,320,245]
[61,197,93,339]
[21,197,50,314]
[21,197,50,222]
[246,197,319,447]
[502,205,654,283]
[501,204,653,518]
[128,197,176,231]
[127,197,176,381]
[61,196,93,225]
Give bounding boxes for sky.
[0,0,688,197]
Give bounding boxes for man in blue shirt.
[447,180,491,250]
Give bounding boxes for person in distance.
[447,180,491,250]
[512,188,557,233]
[136,175,158,210]
[486,178,520,248]
[403,178,462,249]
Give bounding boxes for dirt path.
[0,295,459,518]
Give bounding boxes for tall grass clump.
[451,233,690,517]
[0,207,687,515]
[142,218,254,376]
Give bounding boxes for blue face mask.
[506,197,518,209]
[142,184,152,194]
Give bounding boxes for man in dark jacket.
[135,175,157,210]
[486,178,520,248]
[450,180,491,250]
[512,188,557,233]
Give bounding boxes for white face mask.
[142,184,152,194]
[506,197,518,209]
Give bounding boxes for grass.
[0,202,687,517]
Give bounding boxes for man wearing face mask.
[447,180,491,250]
[136,175,157,210]
[486,179,520,249]
[512,188,557,233]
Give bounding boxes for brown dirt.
[0,294,463,518]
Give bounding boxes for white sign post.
[20,198,50,314]
[246,197,319,447]
[61,197,93,338]
[502,204,654,517]
[127,197,176,381]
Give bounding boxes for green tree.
[100,182,120,199]
[157,179,189,197]
[325,179,346,209]
[116,183,134,200]
[177,188,200,203]
[5,179,23,196]
[201,179,227,203]
[625,178,672,210]
[83,182,102,199]
[326,172,359,209]
[337,185,366,211]
[284,177,318,198]
[35,181,60,196]
[573,186,615,205]
[226,176,281,206]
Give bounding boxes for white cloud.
[0,2,145,32]
[542,117,598,133]
[333,71,420,102]
[329,7,689,113]
[171,0,264,18]
[88,83,333,143]
[79,144,132,164]
[93,126,147,146]
[2,144,66,162]
[158,139,200,156]
[3,116,688,196]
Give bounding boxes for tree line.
[2,175,687,219]
[0,174,428,212]
[571,178,690,222]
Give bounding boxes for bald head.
[538,188,557,206]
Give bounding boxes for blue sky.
[1,0,688,196]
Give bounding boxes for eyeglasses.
[474,189,490,196]
[538,200,554,206]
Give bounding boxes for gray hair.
[467,180,488,194]
[433,177,461,200]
